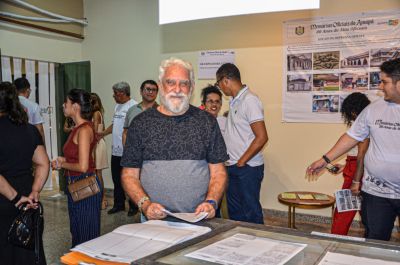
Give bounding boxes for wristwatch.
[205,199,218,210]
[137,196,150,212]
[322,155,331,164]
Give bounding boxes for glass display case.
[132,220,400,265]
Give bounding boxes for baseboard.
[263,208,364,228]
[263,208,400,232]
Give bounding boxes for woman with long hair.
[91,92,109,209]
[0,82,49,264]
[51,88,101,247]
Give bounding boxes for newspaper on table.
[162,209,208,223]
[318,251,400,265]
[71,220,211,263]
[185,233,307,265]
[335,189,361,213]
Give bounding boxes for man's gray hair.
[159,57,195,89]
[112,81,130,96]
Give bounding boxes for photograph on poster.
[312,95,339,113]
[287,74,312,92]
[370,47,400,67]
[340,72,368,91]
[313,73,339,91]
[313,51,340,70]
[340,50,369,69]
[369,71,381,90]
[287,53,312,71]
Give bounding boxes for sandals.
[101,200,108,210]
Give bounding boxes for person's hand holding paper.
[143,202,167,220]
[195,201,215,219]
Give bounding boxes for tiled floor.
[40,190,400,264]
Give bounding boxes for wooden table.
[278,191,335,229]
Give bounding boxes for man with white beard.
[121,58,228,221]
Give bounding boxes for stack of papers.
[186,233,307,265]
[72,220,211,263]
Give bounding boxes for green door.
[55,61,91,192]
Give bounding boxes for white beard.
[160,89,191,115]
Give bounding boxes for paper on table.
[281,192,297,199]
[298,194,314,200]
[72,220,211,263]
[186,233,307,265]
[163,209,208,223]
[318,252,400,265]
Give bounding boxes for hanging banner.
[198,50,235,80]
[283,9,400,123]
[13,58,22,79]
[1,56,12,82]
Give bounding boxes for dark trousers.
[361,191,400,241]
[227,164,264,224]
[66,173,101,247]
[111,155,136,209]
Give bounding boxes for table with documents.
[131,220,400,265]
[61,218,400,265]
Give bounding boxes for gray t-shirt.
[347,99,400,199]
[121,105,228,212]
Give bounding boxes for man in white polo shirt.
[307,58,400,241]
[216,63,269,224]
[14,77,45,142]
[100,82,137,215]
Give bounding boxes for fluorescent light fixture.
[159,0,319,25]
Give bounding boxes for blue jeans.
[227,164,264,224]
[361,191,400,241]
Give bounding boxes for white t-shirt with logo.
[18,96,43,125]
[347,98,400,199]
[224,87,265,167]
[112,99,137,156]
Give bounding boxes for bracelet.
[10,193,21,205]
[137,196,150,212]
[352,180,361,184]
[322,155,331,164]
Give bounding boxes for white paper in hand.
[162,209,208,223]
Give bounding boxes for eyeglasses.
[164,79,191,90]
[205,99,221,105]
[143,87,158,93]
[214,76,224,88]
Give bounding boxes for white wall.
[0,25,82,62]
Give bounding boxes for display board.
[282,9,400,123]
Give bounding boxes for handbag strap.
[34,202,43,265]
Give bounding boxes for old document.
[186,233,306,265]
[318,252,400,265]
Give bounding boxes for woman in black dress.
[0,82,49,265]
